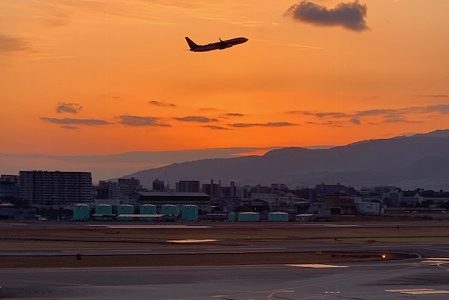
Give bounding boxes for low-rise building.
[138,191,210,213]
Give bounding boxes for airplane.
[185,36,248,52]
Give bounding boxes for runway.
[0,242,448,257]
[2,222,449,298]
[1,259,449,299]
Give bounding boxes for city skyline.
[2,0,449,174]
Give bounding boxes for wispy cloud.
[286,1,369,32]
[198,107,222,112]
[40,117,109,126]
[222,112,245,118]
[56,102,82,114]
[306,120,345,127]
[0,33,29,53]
[290,104,449,126]
[230,122,297,128]
[174,116,218,123]
[118,115,170,127]
[202,125,230,130]
[148,100,176,107]
[415,94,449,98]
[383,115,422,124]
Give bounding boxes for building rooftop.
[138,191,209,197]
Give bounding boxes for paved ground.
[2,221,449,299]
[0,242,447,257]
[1,258,449,299]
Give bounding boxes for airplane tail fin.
[185,37,198,50]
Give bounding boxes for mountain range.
[123,130,449,190]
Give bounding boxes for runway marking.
[421,258,449,271]
[167,239,217,244]
[386,288,449,295]
[286,264,348,269]
[267,289,295,299]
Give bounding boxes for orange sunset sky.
[1,0,449,178]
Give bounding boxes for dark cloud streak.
[230,122,296,128]
[148,100,176,107]
[289,104,449,127]
[222,112,245,117]
[202,125,230,130]
[118,115,170,127]
[174,116,218,123]
[0,33,28,53]
[40,117,109,126]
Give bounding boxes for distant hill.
[123,130,449,190]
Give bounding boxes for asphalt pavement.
[1,259,449,299]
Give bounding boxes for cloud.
[0,33,28,53]
[230,122,297,128]
[40,117,110,126]
[289,104,449,127]
[202,125,230,130]
[306,120,345,127]
[383,115,422,124]
[222,112,245,117]
[415,94,449,98]
[61,125,79,130]
[198,107,222,112]
[354,108,396,117]
[174,116,218,123]
[350,117,361,125]
[286,1,369,31]
[56,102,82,114]
[426,104,449,114]
[315,112,352,118]
[118,115,170,127]
[148,100,176,107]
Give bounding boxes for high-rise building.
[19,171,93,206]
[176,180,200,193]
[96,180,119,200]
[152,179,165,192]
[117,177,142,198]
[0,175,19,200]
[202,180,221,198]
[96,177,143,201]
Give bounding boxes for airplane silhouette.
[185,36,248,52]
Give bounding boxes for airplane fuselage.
[188,37,248,52]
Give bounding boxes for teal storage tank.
[96,204,112,215]
[228,212,237,222]
[181,205,198,221]
[95,204,113,221]
[118,204,134,215]
[161,204,179,217]
[268,212,289,222]
[117,204,134,221]
[238,212,260,222]
[73,204,90,221]
[140,204,157,215]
